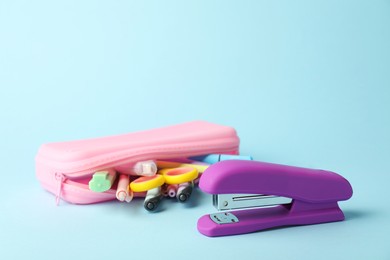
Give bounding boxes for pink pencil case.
[35,121,240,205]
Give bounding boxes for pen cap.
[133,160,158,176]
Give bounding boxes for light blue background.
[1,0,389,259]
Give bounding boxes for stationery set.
[35,121,352,237]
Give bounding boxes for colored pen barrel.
[116,174,133,203]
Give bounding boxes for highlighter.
[89,169,117,192]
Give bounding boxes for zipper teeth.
[54,173,65,205]
[61,141,239,178]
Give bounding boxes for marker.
[89,169,117,192]
[189,154,253,164]
[144,186,163,212]
[156,161,209,173]
[176,182,194,203]
[116,174,133,202]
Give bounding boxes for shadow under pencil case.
[35,121,240,205]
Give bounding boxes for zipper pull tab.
[55,173,65,206]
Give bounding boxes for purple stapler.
[197,160,353,237]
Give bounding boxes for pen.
[144,186,163,212]
[116,174,133,202]
[163,182,193,202]
[176,182,193,202]
[165,184,178,198]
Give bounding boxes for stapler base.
[197,201,345,237]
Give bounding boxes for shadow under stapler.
[343,209,373,221]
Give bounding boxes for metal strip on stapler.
[213,194,292,210]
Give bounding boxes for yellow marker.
[159,167,199,185]
[156,161,208,173]
[130,174,165,192]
